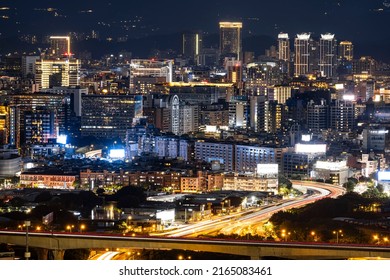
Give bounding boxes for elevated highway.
[1,231,389,260]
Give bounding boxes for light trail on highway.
[161,182,344,238]
[89,251,119,260]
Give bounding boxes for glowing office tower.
[219,22,242,61]
[182,31,202,65]
[319,33,337,78]
[338,41,354,61]
[329,99,355,132]
[49,36,71,58]
[35,59,81,89]
[294,33,311,76]
[278,33,290,62]
[35,35,80,90]
[0,106,8,145]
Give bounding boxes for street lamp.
[80,224,85,233]
[333,230,343,243]
[66,225,74,233]
[311,231,316,241]
[281,229,290,241]
[373,234,380,245]
[24,220,31,260]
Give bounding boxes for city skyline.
[0,0,390,263]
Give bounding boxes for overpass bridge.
[1,231,390,260]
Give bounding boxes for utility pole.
[25,221,31,260]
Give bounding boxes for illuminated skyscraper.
[0,106,8,145]
[219,22,242,61]
[278,33,291,76]
[35,35,80,90]
[224,57,242,85]
[182,31,202,65]
[319,33,337,78]
[274,86,292,104]
[338,41,354,61]
[24,109,56,144]
[35,59,81,89]
[330,99,355,132]
[81,94,140,140]
[294,33,311,76]
[278,33,290,62]
[49,36,71,58]
[8,93,68,148]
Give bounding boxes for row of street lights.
[282,228,389,245]
[281,229,291,241]
[66,224,86,233]
[333,230,343,244]
[21,221,87,260]
[279,229,345,243]
[373,234,389,245]
[18,223,86,233]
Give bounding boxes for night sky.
[0,0,389,58]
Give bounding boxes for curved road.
[160,182,345,238]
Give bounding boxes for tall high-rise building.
[129,59,173,94]
[81,94,140,140]
[49,36,71,58]
[147,94,199,136]
[182,31,202,65]
[329,99,355,132]
[180,104,199,135]
[338,41,354,61]
[352,56,376,75]
[274,86,292,104]
[362,126,388,152]
[22,55,40,78]
[35,35,80,90]
[307,99,328,133]
[219,22,243,61]
[294,33,312,76]
[7,93,70,148]
[35,59,81,89]
[24,109,55,144]
[278,33,290,62]
[0,106,9,145]
[235,145,277,173]
[229,96,248,129]
[224,58,242,85]
[250,95,266,132]
[267,101,287,133]
[195,141,234,172]
[319,33,337,78]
